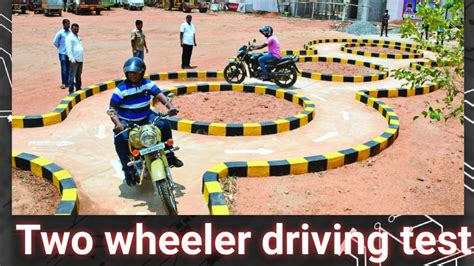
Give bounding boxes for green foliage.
[392,0,464,124]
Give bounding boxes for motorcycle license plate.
[139,143,165,155]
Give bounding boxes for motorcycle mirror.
[253,39,256,43]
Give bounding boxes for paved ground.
[12,8,462,215]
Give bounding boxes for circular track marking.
[12,151,80,215]
[162,82,316,136]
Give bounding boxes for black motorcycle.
[223,40,300,88]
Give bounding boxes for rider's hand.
[168,108,179,116]
[115,123,126,132]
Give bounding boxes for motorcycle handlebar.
[114,112,175,138]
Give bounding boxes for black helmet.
[123,57,146,80]
[259,25,273,38]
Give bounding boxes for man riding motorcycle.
[108,57,184,187]
[249,25,281,80]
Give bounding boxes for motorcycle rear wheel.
[156,179,178,215]
[224,64,245,84]
[273,66,297,88]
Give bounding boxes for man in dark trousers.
[53,19,71,90]
[180,15,197,69]
[381,10,390,37]
[131,20,148,60]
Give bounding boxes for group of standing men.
[53,19,84,94]
[130,15,197,69]
[54,15,197,94]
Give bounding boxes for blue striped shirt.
[110,79,161,121]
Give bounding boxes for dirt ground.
[157,91,303,123]
[12,168,61,215]
[12,8,341,115]
[231,89,464,215]
[13,8,464,215]
[297,61,380,75]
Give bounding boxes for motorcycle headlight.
[140,129,158,147]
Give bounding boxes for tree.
[392,0,464,123]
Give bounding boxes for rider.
[250,25,281,80]
[108,57,184,187]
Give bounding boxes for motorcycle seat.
[265,56,294,66]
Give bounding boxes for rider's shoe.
[168,156,184,168]
[125,173,137,187]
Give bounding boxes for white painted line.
[466,171,474,180]
[465,100,474,107]
[224,148,274,155]
[136,212,147,215]
[341,111,350,120]
[465,184,474,192]
[465,163,474,171]
[465,115,474,124]
[465,88,474,95]
[311,94,328,102]
[313,131,339,143]
[111,160,125,180]
[95,125,108,139]
[28,140,74,147]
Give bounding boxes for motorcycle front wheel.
[156,179,178,215]
[273,66,297,88]
[224,64,246,84]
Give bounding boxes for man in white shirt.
[65,23,84,94]
[180,15,197,69]
[53,19,71,89]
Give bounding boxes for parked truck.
[123,0,144,10]
[102,0,114,9]
[42,0,63,16]
[67,0,102,15]
[12,0,28,14]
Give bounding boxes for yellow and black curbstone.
[202,81,440,215]
[303,38,421,50]
[162,83,316,136]
[12,152,79,215]
[341,43,424,59]
[12,71,224,128]
[281,49,317,56]
[297,56,389,82]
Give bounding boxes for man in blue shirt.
[108,57,183,187]
[53,19,71,90]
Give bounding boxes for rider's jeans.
[113,111,174,178]
[259,53,277,78]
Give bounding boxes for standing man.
[53,19,71,90]
[131,20,148,60]
[180,15,197,69]
[381,10,389,37]
[249,26,281,80]
[108,57,183,187]
[65,23,84,94]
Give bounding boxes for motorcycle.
[223,39,300,88]
[115,105,180,215]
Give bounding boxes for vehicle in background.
[124,0,144,10]
[27,0,42,13]
[113,0,123,7]
[12,0,28,14]
[42,0,63,16]
[67,0,103,15]
[164,0,207,13]
[102,0,114,10]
